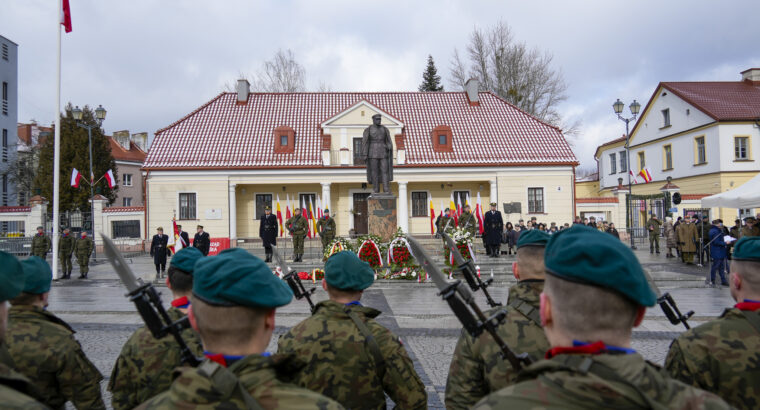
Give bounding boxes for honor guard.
[278,251,427,409]
[483,203,504,257]
[458,204,478,238]
[316,209,336,252]
[286,208,308,262]
[473,226,730,409]
[150,227,169,277]
[31,226,50,259]
[75,231,94,279]
[137,248,342,409]
[259,206,278,262]
[665,236,760,409]
[58,228,75,279]
[193,225,210,256]
[446,230,551,409]
[109,247,204,410]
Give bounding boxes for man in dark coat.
[259,206,278,262]
[483,202,504,258]
[193,225,210,256]
[176,225,190,249]
[150,227,169,277]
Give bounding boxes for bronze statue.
[361,114,393,194]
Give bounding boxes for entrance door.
[353,193,370,235]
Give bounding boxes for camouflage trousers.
[32,251,47,259]
[78,256,90,274]
[649,235,659,251]
[321,235,334,251]
[59,254,73,272]
[292,235,305,254]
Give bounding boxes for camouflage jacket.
[286,215,308,236]
[6,305,105,410]
[0,362,49,410]
[31,234,50,254]
[277,300,427,410]
[473,352,731,409]
[74,237,94,258]
[316,217,336,237]
[58,234,75,255]
[136,354,343,409]
[437,215,455,235]
[108,306,203,410]
[741,225,760,238]
[458,212,478,236]
[665,307,760,409]
[445,280,549,410]
[646,218,662,236]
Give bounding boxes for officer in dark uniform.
[193,225,210,256]
[176,225,190,249]
[259,206,278,262]
[484,202,504,258]
[150,227,169,277]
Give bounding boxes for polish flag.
[638,168,653,183]
[429,199,435,234]
[302,197,311,238]
[449,194,458,225]
[628,170,640,184]
[104,169,116,188]
[60,0,73,33]
[276,195,283,237]
[475,192,485,235]
[169,218,183,253]
[285,194,292,220]
[70,168,81,188]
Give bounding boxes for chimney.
[131,132,148,151]
[236,79,250,105]
[741,68,760,83]
[113,130,131,150]
[465,78,480,106]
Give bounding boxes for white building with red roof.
[144,79,577,243]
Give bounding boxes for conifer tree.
[419,55,444,92]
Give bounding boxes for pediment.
[320,100,404,129]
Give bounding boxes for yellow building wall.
[147,176,230,238]
[575,180,600,197]
[235,183,325,238]
[496,170,574,225]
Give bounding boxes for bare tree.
[224,49,306,93]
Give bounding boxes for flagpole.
[52,1,62,279]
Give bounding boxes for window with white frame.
[619,151,627,173]
[179,193,196,220]
[122,173,132,186]
[122,197,132,207]
[609,153,617,174]
[695,136,706,164]
[528,187,544,213]
[661,108,670,127]
[735,137,749,160]
[411,191,428,217]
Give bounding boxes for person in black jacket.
[150,227,169,277]
[193,225,210,256]
[483,202,504,258]
[177,224,190,249]
[259,206,278,262]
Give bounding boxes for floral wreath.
[356,236,382,269]
[323,237,353,261]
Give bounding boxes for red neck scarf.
[735,299,760,311]
[171,296,190,309]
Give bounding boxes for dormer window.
[280,135,288,146]
[273,126,295,154]
[432,125,453,153]
[438,134,447,145]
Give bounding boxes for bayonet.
[442,232,501,308]
[643,268,693,329]
[272,245,316,313]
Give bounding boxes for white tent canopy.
[701,173,760,209]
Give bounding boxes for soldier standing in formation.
[483,203,504,258]
[0,251,47,408]
[6,256,105,409]
[446,230,551,409]
[193,225,210,256]
[278,251,427,409]
[316,208,336,252]
[259,206,278,262]
[458,204,478,238]
[436,208,455,237]
[646,213,662,254]
[75,231,94,279]
[286,207,308,262]
[665,235,760,409]
[58,227,75,279]
[137,248,342,409]
[150,227,169,277]
[31,226,50,259]
[109,247,204,410]
[473,225,730,409]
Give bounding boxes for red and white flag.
[638,168,653,183]
[475,192,485,235]
[628,169,639,184]
[104,169,116,188]
[60,0,72,33]
[70,168,81,188]
[429,198,435,234]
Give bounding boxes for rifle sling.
[344,307,386,380]
[740,310,760,334]
[508,297,542,327]
[197,360,264,410]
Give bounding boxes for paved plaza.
[48,249,734,409]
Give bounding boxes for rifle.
[407,235,531,371]
[271,245,316,313]
[441,232,501,308]
[101,234,201,366]
[642,268,694,329]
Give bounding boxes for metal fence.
[45,210,93,235]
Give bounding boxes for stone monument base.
[368,194,397,242]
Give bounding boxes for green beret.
[192,248,292,308]
[0,251,24,301]
[544,225,656,307]
[517,229,550,249]
[733,236,760,261]
[21,256,52,295]
[325,251,374,291]
[170,247,203,273]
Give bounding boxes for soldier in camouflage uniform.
[445,230,551,409]
[58,228,75,279]
[665,236,760,409]
[31,226,50,259]
[645,213,662,254]
[6,256,105,410]
[473,225,730,409]
[286,208,308,262]
[0,251,48,409]
[458,204,478,238]
[137,248,342,409]
[109,247,205,410]
[316,209,336,252]
[278,251,427,410]
[741,216,760,238]
[74,231,94,279]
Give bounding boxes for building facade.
[109,130,147,207]
[0,35,18,206]
[16,121,53,206]
[144,80,578,244]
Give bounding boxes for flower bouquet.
[323,237,353,261]
[356,235,383,268]
[383,229,424,281]
[444,227,476,272]
[311,268,325,282]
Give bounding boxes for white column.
[321,182,331,211]
[229,183,237,241]
[397,181,409,233]
[490,179,498,205]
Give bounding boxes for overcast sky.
[3,0,759,169]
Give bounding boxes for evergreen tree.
[419,55,444,92]
[34,103,118,211]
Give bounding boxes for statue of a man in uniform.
[361,114,394,194]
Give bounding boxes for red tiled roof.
[575,197,619,204]
[681,194,711,200]
[0,206,31,213]
[108,137,146,163]
[103,206,145,213]
[661,81,760,121]
[594,134,627,158]
[145,92,577,169]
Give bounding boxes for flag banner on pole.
[104,169,116,188]
[629,169,639,184]
[440,201,444,217]
[60,0,72,33]
[475,192,484,235]
[285,194,292,220]
[302,197,311,238]
[276,195,283,237]
[316,196,322,219]
[170,218,183,253]
[309,196,317,235]
[638,168,653,183]
[70,168,81,188]
[429,198,435,234]
[449,194,458,225]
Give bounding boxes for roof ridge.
[481,91,564,133]
[155,92,228,136]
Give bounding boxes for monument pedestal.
[367,194,397,242]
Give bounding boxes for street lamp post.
[613,98,641,250]
[72,105,107,260]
